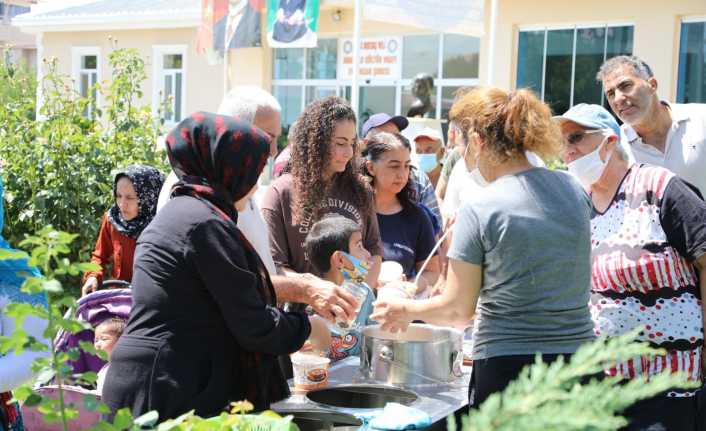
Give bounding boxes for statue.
[406,73,434,118]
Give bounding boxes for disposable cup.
[377,284,413,302]
[332,281,368,334]
[291,352,330,392]
[378,261,404,284]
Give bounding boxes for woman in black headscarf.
[102,112,311,421]
[82,165,164,296]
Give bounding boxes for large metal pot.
[360,324,463,386]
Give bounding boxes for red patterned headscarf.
[165,112,270,222]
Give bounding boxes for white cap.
[414,127,443,144]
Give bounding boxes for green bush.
[460,332,696,430]
[0,47,168,295]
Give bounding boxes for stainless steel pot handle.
[378,347,465,387]
[451,351,463,377]
[380,346,394,362]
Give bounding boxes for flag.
[218,0,264,50]
[266,0,320,48]
[197,0,263,65]
[363,0,484,36]
[196,0,219,64]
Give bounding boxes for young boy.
[93,317,126,394]
[304,215,374,361]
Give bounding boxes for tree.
[0,46,168,296]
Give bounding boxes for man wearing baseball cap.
[361,113,442,235]
[361,113,409,138]
[555,104,706,431]
[413,127,445,189]
[553,103,633,189]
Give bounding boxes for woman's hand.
[81,276,98,297]
[371,297,412,333]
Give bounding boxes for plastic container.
[331,280,368,334]
[378,261,404,285]
[291,352,331,392]
[377,284,413,302]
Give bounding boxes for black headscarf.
[165,112,283,408]
[107,164,165,239]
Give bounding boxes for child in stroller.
[56,281,131,380]
[21,282,131,431]
[94,317,126,393]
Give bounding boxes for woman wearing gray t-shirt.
[372,87,595,408]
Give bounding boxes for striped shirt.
[590,164,705,388]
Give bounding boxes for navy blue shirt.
[377,204,436,279]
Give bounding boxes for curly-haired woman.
[261,96,383,294]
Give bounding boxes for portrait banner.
[197,0,264,64]
[266,0,320,48]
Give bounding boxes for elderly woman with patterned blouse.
[556,103,706,430]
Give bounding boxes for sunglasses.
[564,129,605,146]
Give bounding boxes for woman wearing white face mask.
[557,104,706,430]
[372,87,596,409]
[441,117,545,226]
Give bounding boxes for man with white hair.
[157,86,358,322]
[597,55,706,196]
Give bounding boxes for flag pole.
[351,0,362,118]
[486,0,498,85]
[223,6,230,95]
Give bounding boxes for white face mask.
[464,137,490,188]
[567,137,611,189]
[469,160,490,188]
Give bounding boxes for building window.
[271,34,479,132]
[152,45,186,124]
[678,19,706,103]
[402,34,440,79]
[71,47,100,118]
[306,38,337,79]
[517,24,633,115]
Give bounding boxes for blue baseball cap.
[361,113,409,138]
[553,103,621,137]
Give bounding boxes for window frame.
[71,46,101,118]
[677,16,706,104]
[271,34,480,126]
[152,44,187,125]
[516,22,634,107]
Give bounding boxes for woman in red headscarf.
[101,112,311,421]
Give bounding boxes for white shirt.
[96,363,108,394]
[621,102,706,197]
[442,151,545,220]
[157,172,277,275]
[442,160,482,220]
[0,296,49,392]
